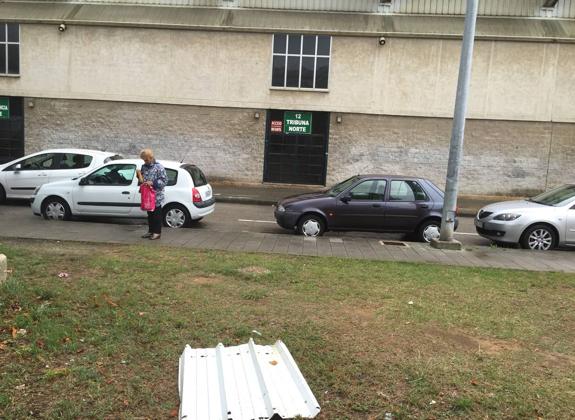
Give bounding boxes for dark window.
[273,33,286,54]
[55,153,93,169]
[9,153,56,171]
[85,164,135,186]
[286,56,300,87]
[183,165,208,187]
[0,23,19,75]
[103,154,124,163]
[349,180,387,201]
[166,169,178,186]
[271,34,331,90]
[389,180,428,201]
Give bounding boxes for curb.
[215,196,479,217]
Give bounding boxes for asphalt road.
[0,200,491,248]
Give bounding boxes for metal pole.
[438,0,479,242]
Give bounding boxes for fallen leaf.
[471,379,478,386]
[170,408,179,417]
[123,399,129,407]
[36,339,45,349]
[102,294,118,307]
[15,384,26,390]
[62,337,71,343]
[138,312,145,316]
[269,360,278,366]
[11,327,18,338]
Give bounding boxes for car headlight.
[276,204,286,213]
[493,213,521,221]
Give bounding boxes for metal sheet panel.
[179,339,320,420]
[7,0,575,18]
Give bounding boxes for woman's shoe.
[149,234,161,240]
[141,232,153,238]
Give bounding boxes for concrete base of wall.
[24,98,575,195]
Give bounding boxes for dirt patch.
[425,326,520,354]
[238,266,271,275]
[173,273,224,287]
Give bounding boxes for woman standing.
[137,149,168,240]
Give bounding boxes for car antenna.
[180,150,190,164]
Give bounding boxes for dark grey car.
[274,175,455,242]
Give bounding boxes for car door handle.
[122,191,130,195]
[420,204,429,208]
[372,204,381,208]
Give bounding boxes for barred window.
[272,34,331,90]
[0,23,20,75]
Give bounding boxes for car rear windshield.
[103,154,123,163]
[182,165,208,187]
[530,184,575,206]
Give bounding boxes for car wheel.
[42,197,71,221]
[163,204,190,228]
[0,184,5,203]
[417,219,441,243]
[521,224,557,251]
[297,214,325,237]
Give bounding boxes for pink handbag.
[139,184,156,211]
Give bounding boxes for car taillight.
[192,187,202,203]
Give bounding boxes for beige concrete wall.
[24,99,266,183]
[24,98,575,194]
[1,24,574,123]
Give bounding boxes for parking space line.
[454,232,479,236]
[238,219,276,224]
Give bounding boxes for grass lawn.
[0,238,574,419]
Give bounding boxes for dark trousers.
[147,205,162,234]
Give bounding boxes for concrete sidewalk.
[210,181,522,217]
[1,212,574,273]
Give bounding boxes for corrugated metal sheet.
[178,339,320,420]
[391,0,575,18]
[9,0,575,18]
[2,3,575,41]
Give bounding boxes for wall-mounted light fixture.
[378,36,386,46]
[254,112,260,119]
[58,23,67,32]
[336,115,342,124]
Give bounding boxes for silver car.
[475,184,575,251]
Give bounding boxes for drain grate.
[379,240,410,247]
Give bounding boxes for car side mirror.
[340,195,351,203]
[14,163,21,171]
[79,177,88,186]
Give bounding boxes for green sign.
[0,98,9,120]
[284,111,312,135]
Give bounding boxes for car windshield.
[529,184,575,206]
[327,176,360,197]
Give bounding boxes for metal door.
[263,110,329,185]
[0,97,24,164]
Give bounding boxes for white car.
[0,148,122,202]
[31,159,215,228]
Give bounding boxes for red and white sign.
[271,120,283,133]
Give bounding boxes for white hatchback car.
[31,159,215,228]
[0,148,121,202]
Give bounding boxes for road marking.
[238,219,276,224]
